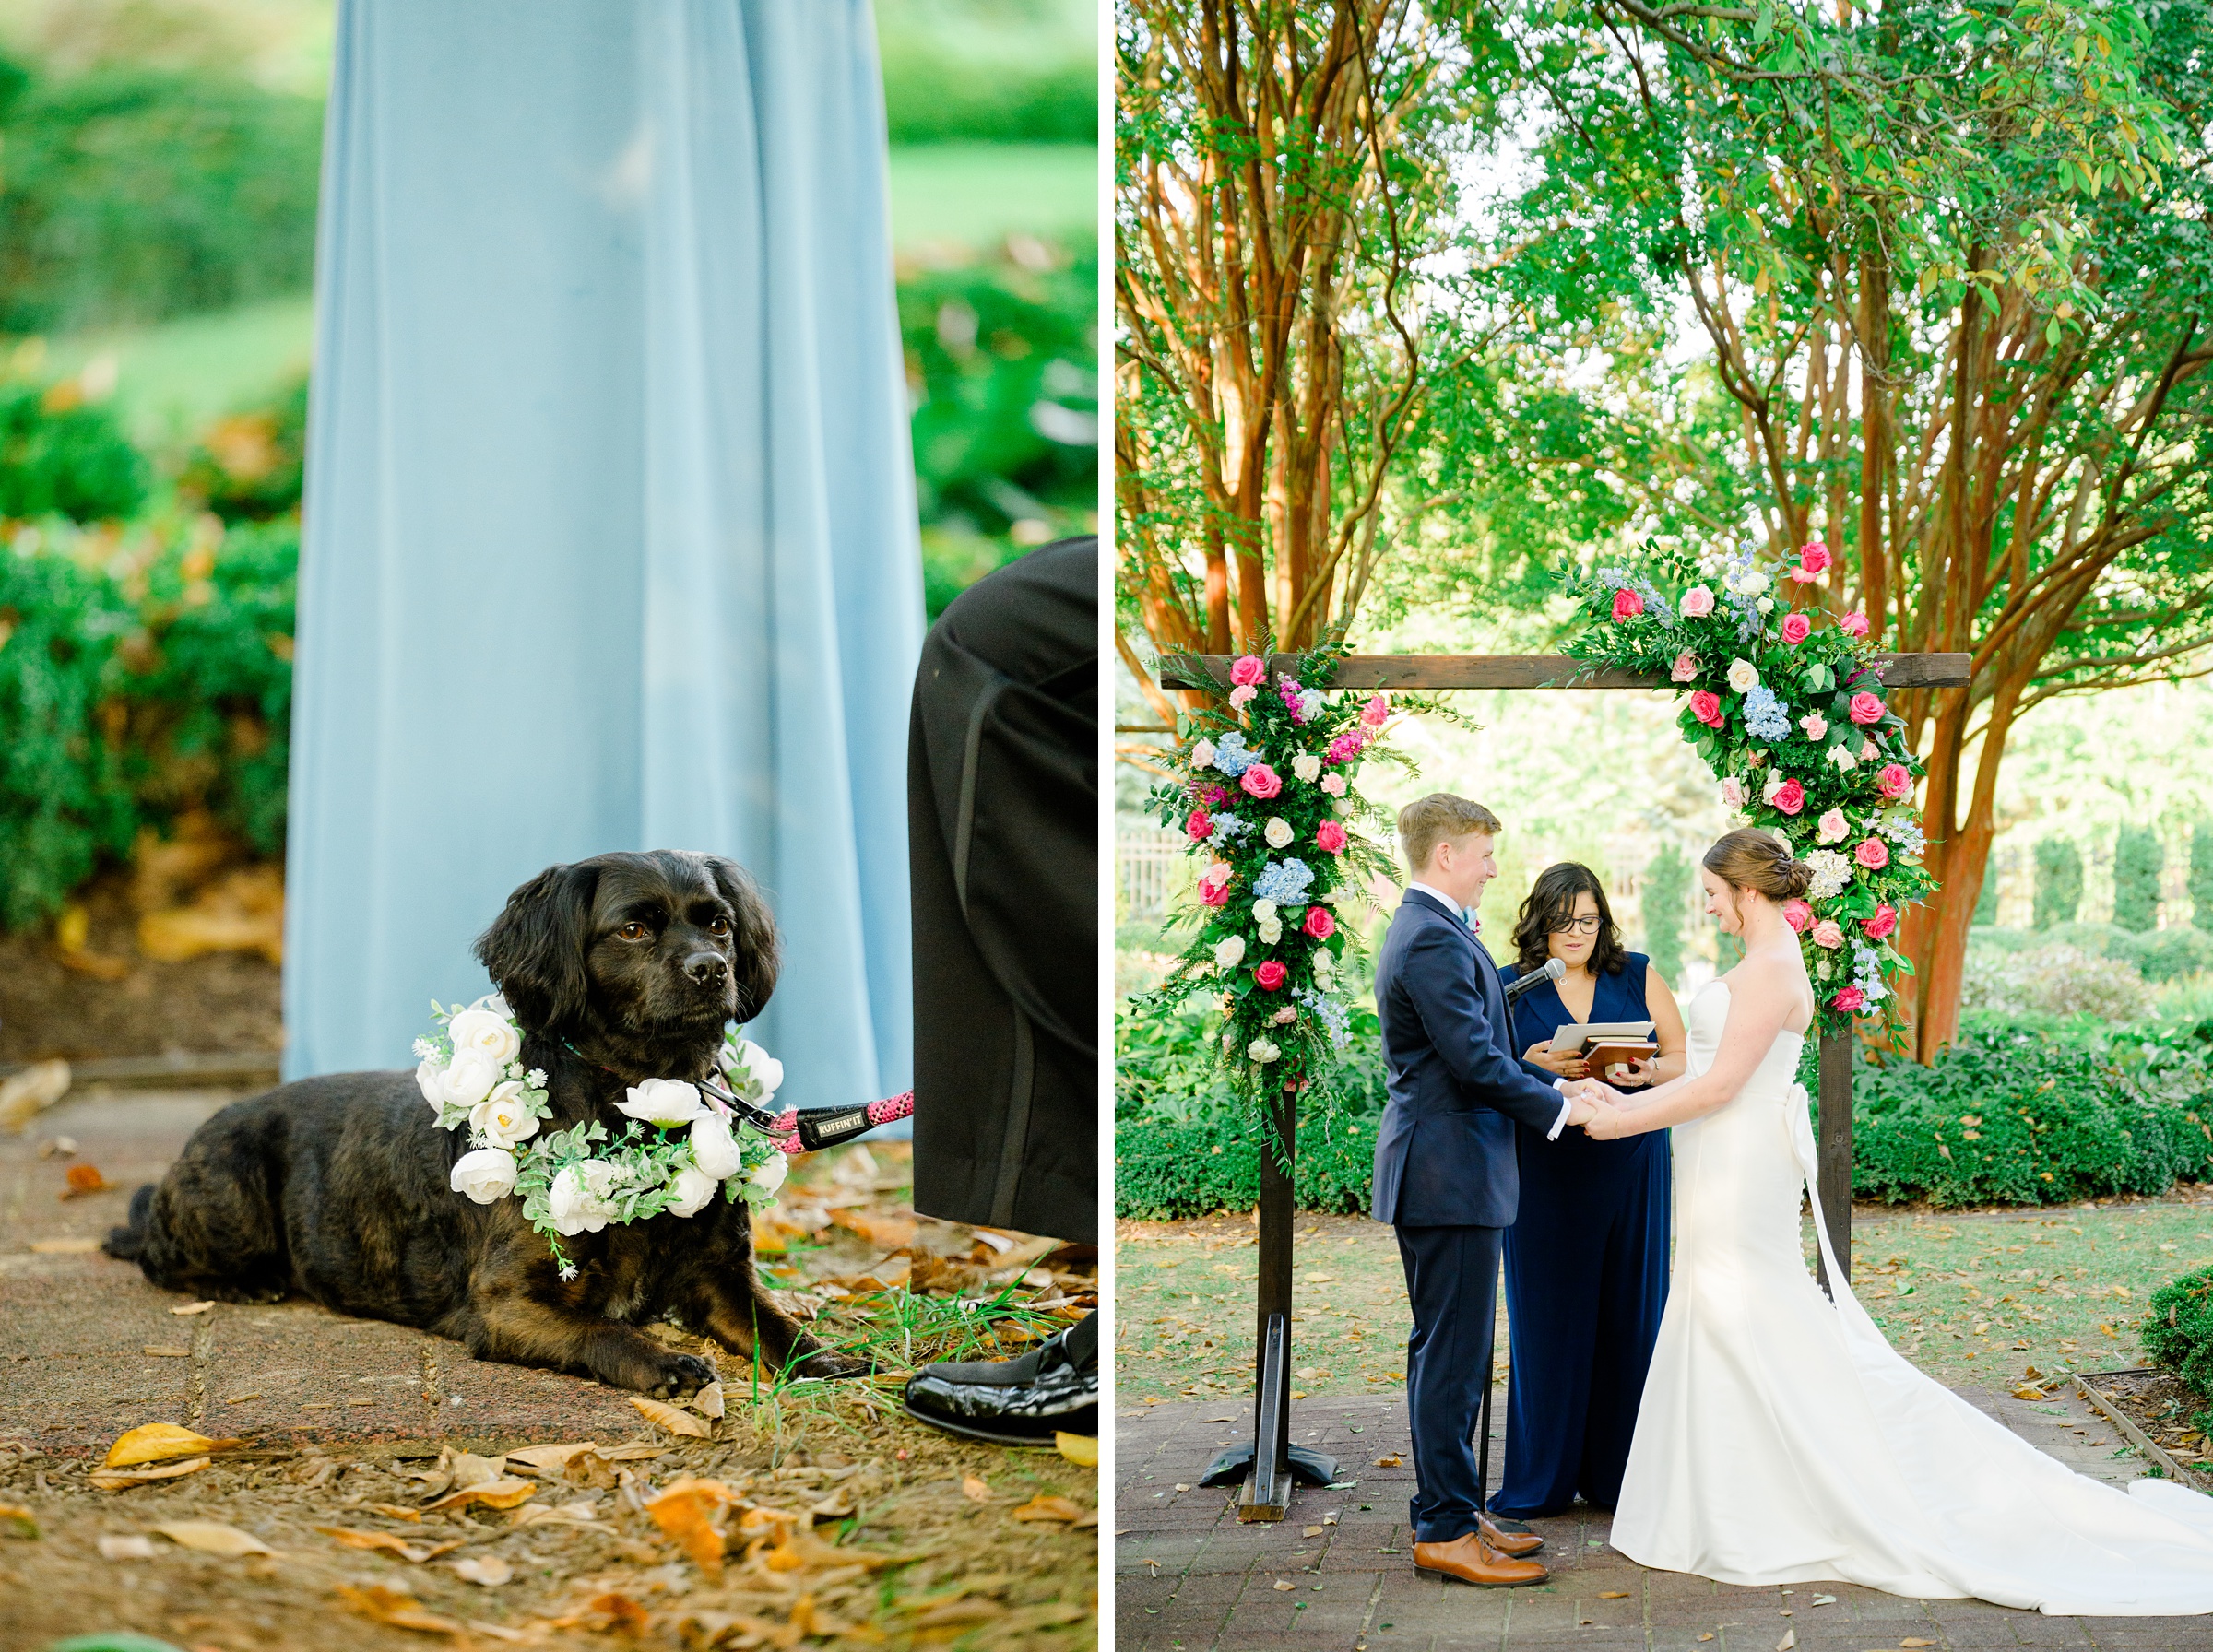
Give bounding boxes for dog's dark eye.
[617,921,651,941]
[707,915,731,937]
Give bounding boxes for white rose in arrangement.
[1761,772,1786,805]
[689,1113,745,1179]
[1320,773,1347,797]
[1214,935,1247,969]
[446,1008,522,1068]
[1757,596,1774,614]
[722,1038,784,1101]
[1258,919,1284,946]
[1335,798,1355,816]
[663,1162,719,1219]
[469,1082,540,1149]
[1742,571,1769,595]
[470,991,513,1019]
[416,1058,446,1109]
[1828,744,1859,772]
[1727,658,1759,693]
[618,1077,708,1125]
[548,1160,622,1235]
[440,1048,503,1109]
[1292,753,1322,784]
[1263,817,1294,849]
[449,1147,518,1205]
[1190,739,1217,770]
[1799,714,1828,740]
[1247,1038,1281,1064]
[747,1151,789,1199]
[1252,899,1278,922]
[1313,950,1336,981]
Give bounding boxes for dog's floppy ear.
[474,862,601,1033]
[704,856,780,1024]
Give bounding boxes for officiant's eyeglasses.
[1550,915,1603,934]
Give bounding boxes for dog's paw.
[790,1347,871,1382]
[645,1351,719,1399]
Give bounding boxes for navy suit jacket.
[1369,889,1568,1228]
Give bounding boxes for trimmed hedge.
[2143,1264,2213,1436]
[1116,1110,1382,1221]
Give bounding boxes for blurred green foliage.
[2114,823,2166,933]
[175,373,306,520]
[0,56,321,333]
[2035,835,2085,930]
[2143,1261,2213,1435]
[877,0,1093,144]
[0,380,147,518]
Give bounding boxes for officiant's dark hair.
[1511,862,1627,978]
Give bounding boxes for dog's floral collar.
[414,997,788,1280]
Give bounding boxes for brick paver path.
[1116,1386,2213,1651]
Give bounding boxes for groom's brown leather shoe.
[1479,1516,1544,1557]
[1412,1532,1548,1587]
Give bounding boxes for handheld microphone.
[1502,955,1566,1005]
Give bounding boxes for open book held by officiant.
[1549,1021,1658,1078]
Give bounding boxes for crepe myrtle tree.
[1439,0,2213,1056]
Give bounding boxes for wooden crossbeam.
[1158,651,1973,691]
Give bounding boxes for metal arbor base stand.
[1195,1089,1338,1522]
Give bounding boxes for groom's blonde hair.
[1398,793,1502,875]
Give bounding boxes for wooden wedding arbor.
[1154,647,1974,1521]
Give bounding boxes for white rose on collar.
[747,1151,788,1198]
[440,1047,503,1108]
[416,1058,446,1109]
[618,1077,707,1125]
[721,1038,783,1103]
[470,991,513,1019]
[689,1113,745,1179]
[548,1160,622,1234]
[447,1009,521,1068]
[663,1162,718,1218]
[449,1147,517,1205]
[469,1081,539,1149]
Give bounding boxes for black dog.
[106,850,858,1397]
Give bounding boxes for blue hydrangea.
[1253,858,1316,905]
[1877,815,1926,856]
[1207,812,1252,847]
[1742,684,1791,741]
[1212,731,1255,778]
[1295,986,1352,1050]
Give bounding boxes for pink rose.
[1817,807,1848,844]
[1228,683,1259,710]
[1681,584,1716,618]
[1772,778,1805,816]
[1780,612,1812,646]
[1811,919,1845,950]
[1229,655,1266,688]
[1862,903,1898,940]
[1876,762,1912,802]
[1670,651,1699,683]
[1361,694,1390,727]
[1855,837,1890,870]
[1688,690,1723,728]
[1720,776,1746,810]
[1255,961,1288,991]
[1799,539,1832,575]
[1848,690,1885,726]
[1315,820,1348,855]
[1240,763,1283,800]
[1186,808,1213,843]
[1831,985,1867,1013]
[1303,906,1336,939]
[1611,588,1645,621]
[1781,899,1812,933]
[1840,611,1870,639]
[1199,876,1230,908]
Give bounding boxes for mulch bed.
[2078,1365,2213,1489]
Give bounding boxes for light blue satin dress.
[284,0,922,1110]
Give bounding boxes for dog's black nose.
[684,952,728,987]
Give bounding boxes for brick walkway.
[1116,1388,2213,1651]
[1,1087,672,1457]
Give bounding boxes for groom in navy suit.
[1372,793,1610,1587]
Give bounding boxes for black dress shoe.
[903,1311,1097,1446]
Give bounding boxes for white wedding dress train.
[1609,980,2213,1614]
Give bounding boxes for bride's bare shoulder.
[1715,952,1811,1025]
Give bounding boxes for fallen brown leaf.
[420,1476,536,1514]
[89,1457,211,1492]
[630,1395,711,1438]
[170,1301,217,1316]
[1010,1494,1086,1525]
[28,1237,98,1254]
[0,1504,36,1539]
[1373,1454,1402,1467]
[337,1583,467,1636]
[505,1442,600,1473]
[693,1380,725,1420]
[1902,1642,1935,1649]
[834,1210,918,1249]
[451,1554,513,1586]
[1302,1525,1323,1539]
[105,1423,243,1468]
[140,1345,191,1358]
[154,1520,273,1557]
[510,1499,617,1534]
[961,1474,992,1504]
[60,1163,112,1198]
[97,1534,155,1559]
[1056,1432,1098,1467]
[646,1478,739,1575]
[445,1451,506,1490]
[1272,1579,1295,1592]
[587,1592,652,1635]
[318,1526,463,1564]
[366,1502,423,1522]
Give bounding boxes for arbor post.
[1817,1030,1853,1289]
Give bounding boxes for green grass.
[1115,1191,2213,1403]
[887,143,1095,248]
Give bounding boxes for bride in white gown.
[1578,828,2213,1614]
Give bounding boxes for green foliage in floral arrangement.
[2035,836,2084,930]
[1558,539,1930,1038]
[0,383,148,522]
[2113,824,2165,934]
[2193,820,2213,931]
[1847,1029,2213,1208]
[0,539,136,928]
[2141,1264,2213,1437]
[1640,843,1691,991]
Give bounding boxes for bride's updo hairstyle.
[1702,827,1815,902]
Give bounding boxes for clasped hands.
[1561,1076,1631,1140]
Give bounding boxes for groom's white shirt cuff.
[1408,881,1573,1140]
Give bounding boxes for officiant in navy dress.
[1493,863,1686,1517]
